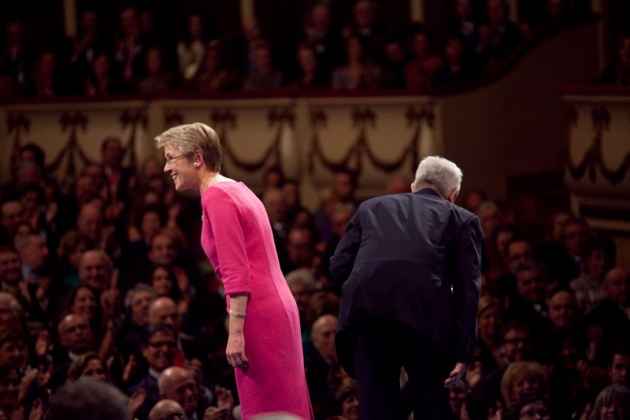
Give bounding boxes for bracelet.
[229,309,246,319]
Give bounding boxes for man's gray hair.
[44,377,129,420]
[285,269,317,291]
[124,283,157,312]
[412,156,462,199]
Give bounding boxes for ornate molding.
[47,111,90,177]
[566,105,630,184]
[6,112,30,177]
[308,105,432,175]
[211,107,288,173]
[120,109,147,169]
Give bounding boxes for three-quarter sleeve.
[203,188,252,295]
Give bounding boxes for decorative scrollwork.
[308,105,432,176]
[566,105,630,184]
[120,109,147,170]
[267,107,294,127]
[211,107,288,174]
[6,113,31,177]
[47,111,90,178]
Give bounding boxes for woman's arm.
[226,293,249,370]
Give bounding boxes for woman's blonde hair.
[500,361,548,407]
[477,295,502,317]
[154,122,222,171]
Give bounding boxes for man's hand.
[444,362,466,388]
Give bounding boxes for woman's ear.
[194,150,204,167]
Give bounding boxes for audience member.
[600,35,630,86]
[45,377,129,420]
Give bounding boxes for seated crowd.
[0,0,595,99]
[0,131,629,420]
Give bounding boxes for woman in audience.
[332,33,381,90]
[65,284,105,339]
[0,365,21,418]
[190,41,238,92]
[56,230,89,291]
[476,296,505,371]
[293,43,328,89]
[0,328,28,372]
[67,351,108,382]
[404,29,444,91]
[500,361,550,412]
[433,35,480,87]
[600,35,630,86]
[149,264,185,311]
[334,378,360,420]
[508,392,550,420]
[177,14,207,82]
[243,40,284,90]
[84,53,126,96]
[588,383,630,420]
[138,46,177,92]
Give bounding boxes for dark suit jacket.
[129,374,160,420]
[330,189,482,377]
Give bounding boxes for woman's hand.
[226,332,248,370]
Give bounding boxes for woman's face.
[479,306,501,339]
[72,287,97,319]
[512,377,541,403]
[81,359,107,382]
[342,395,360,420]
[347,38,363,62]
[519,401,550,419]
[20,191,39,212]
[203,50,219,71]
[0,341,26,369]
[92,54,110,76]
[586,249,608,281]
[298,48,316,72]
[188,15,203,39]
[412,34,430,57]
[163,144,196,193]
[0,369,19,410]
[152,267,173,296]
[600,400,625,420]
[69,241,88,269]
[141,211,162,242]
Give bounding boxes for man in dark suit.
[331,156,482,420]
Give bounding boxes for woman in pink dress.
[155,122,313,420]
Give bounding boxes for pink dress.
[200,182,313,420]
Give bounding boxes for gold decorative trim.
[47,111,90,178]
[567,105,630,184]
[7,112,30,177]
[120,109,147,170]
[308,105,432,175]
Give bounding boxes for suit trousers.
[353,319,454,420]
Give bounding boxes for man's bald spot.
[158,366,191,394]
[58,313,88,334]
[149,399,185,420]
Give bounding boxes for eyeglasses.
[147,340,176,349]
[520,408,549,418]
[164,154,187,165]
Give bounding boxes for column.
[63,0,77,37]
